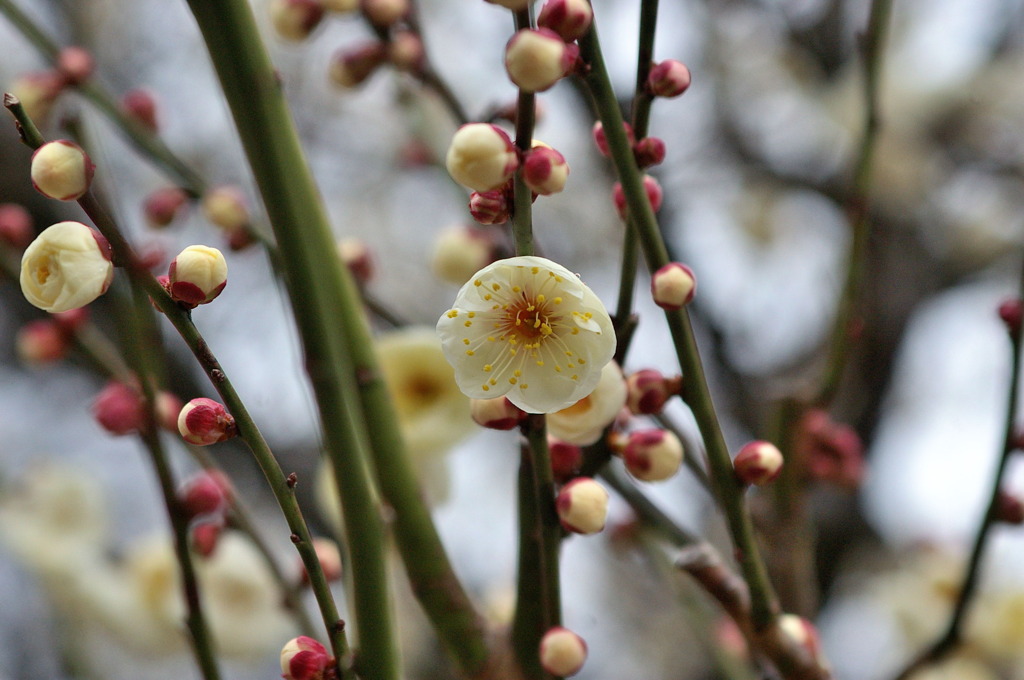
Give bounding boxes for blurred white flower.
[547,361,626,445]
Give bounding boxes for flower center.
[501,296,556,345]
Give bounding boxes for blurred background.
[3,0,1024,678]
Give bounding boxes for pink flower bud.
[178,398,236,445]
[31,140,94,201]
[999,298,1023,336]
[548,437,582,482]
[445,124,519,193]
[226,226,256,251]
[10,71,64,122]
[647,59,692,98]
[633,136,666,168]
[539,627,587,676]
[733,440,784,486]
[178,471,231,521]
[168,245,228,307]
[56,47,94,86]
[0,203,33,249]
[592,121,634,158]
[387,31,425,72]
[16,319,69,365]
[121,89,160,132]
[469,190,510,225]
[795,409,864,489]
[623,429,683,482]
[650,262,696,310]
[471,396,527,430]
[505,28,575,93]
[269,0,326,40]
[155,391,184,432]
[995,490,1024,525]
[556,477,609,534]
[190,519,224,557]
[612,175,663,220]
[337,238,374,285]
[360,0,409,27]
[93,380,146,436]
[300,537,343,584]
[201,186,249,233]
[281,636,333,680]
[776,614,827,669]
[431,225,496,286]
[522,144,570,196]
[144,187,189,228]
[537,0,593,42]
[328,43,387,88]
[625,369,677,415]
[52,307,90,334]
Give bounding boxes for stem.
[600,462,697,547]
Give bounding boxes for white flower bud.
[360,0,409,27]
[431,226,494,286]
[504,28,575,93]
[201,186,249,232]
[168,245,228,307]
[470,396,526,430]
[733,440,784,486]
[539,626,588,676]
[556,477,608,534]
[30,140,94,201]
[20,221,113,313]
[269,0,326,41]
[623,429,683,482]
[651,262,696,310]
[445,124,519,192]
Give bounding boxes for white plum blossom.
[20,221,113,313]
[436,256,615,414]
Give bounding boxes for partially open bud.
[471,396,527,430]
[121,89,160,132]
[651,262,696,310]
[556,477,609,534]
[592,121,634,158]
[522,143,570,196]
[634,136,666,168]
[300,538,343,584]
[168,245,228,307]
[623,429,683,482]
[201,186,249,233]
[178,398,236,446]
[539,626,588,676]
[328,43,387,88]
[612,175,663,220]
[16,319,69,365]
[56,47,94,86]
[626,369,678,415]
[10,71,64,123]
[549,437,583,482]
[431,225,496,286]
[445,124,519,192]
[537,0,593,42]
[31,140,94,201]
[469,190,510,225]
[0,203,33,249]
[144,187,189,228]
[647,59,692,98]
[388,31,425,72]
[734,440,784,486]
[548,361,627,445]
[93,380,146,436]
[504,28,575,93]
[281,636,333,680]
[337,238,374,285]
[20,221,113,313]
[995,490,1024,525]
[178,471,232,521]
[360,0,409,27]
[270,0,326,40]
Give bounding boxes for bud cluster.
[177,470,234,556]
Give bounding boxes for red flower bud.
[647,59,691,98]
[93,380,146,436]
[177,398,236,446]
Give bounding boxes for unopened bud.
[323,0,358,11]
[201,186,249,232]
[633,136,666,168]
[469,190,510,225]
[999,299,1023,336]
[537,0,593,42]
[328,43,387,88]
[734,440,784,486]
[612,175,663,220]
[995,490,1024,525]
[0,203,33,249]
[178,398,236,445]
[505,28,575,93]
[647,59,692,98]
[623,429,683,482]
[10,71,64,123]
[445,123,519,193]
[431,225,495,286]
[121,89,160,132]
[270,0,326,40]
[775,614,827,669]
[52,307,90,334]
[592,121,634,158]
[178,471,232,521]
[539,626,587,676]
[471,396,527,430]
[168,245,228,307]
[191,519,224,557]
[337,238,374,285]
[300,538,343,584]
[388,31,425,72]
[281,636,333,680]
[93,380,146,436]
[144,187,189,228]
[56,47,94,86]
[155,391,184,432]
[16,319,69,365]
[548,437,582,482]
[626,369,677,415]
[651,262,696,310]
[556,477,609,534]
[360,0,409,27]
[31,140,94,201]
[522,144,570,196]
